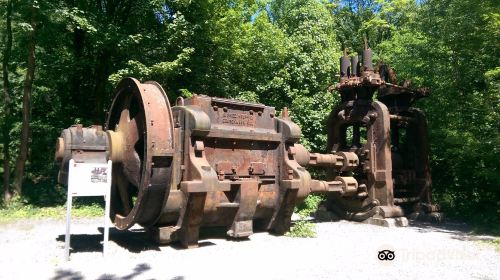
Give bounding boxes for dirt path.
[0,218,498,280]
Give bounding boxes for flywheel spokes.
[106,78,174,230]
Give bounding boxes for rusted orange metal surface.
[311,45,442,226]
[56,78,361,248]
[55,46,441,248]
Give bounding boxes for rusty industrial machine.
[377,64,441,221]
[310,45,442,226]
[55,44,442,248]
[55,78,366,248]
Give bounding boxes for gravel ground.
[0,217,498,280]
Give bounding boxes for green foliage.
[296,194,324,218]
[481,238,500,252]
[285,219,316,238]
[286,195,324,238]
[0,0,498,231]
[0,0,342,209]
[376,0,500,228]
[0,196,103,223]
[108,47,194,85]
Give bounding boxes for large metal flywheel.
[105,77,174,230]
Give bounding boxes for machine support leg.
[179,193,206,248]
[271,183,299,234]
[227,180,259,238]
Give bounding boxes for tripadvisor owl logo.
[378,249,395,261]
[377,244,396,264]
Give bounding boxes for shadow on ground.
[56,225,259,253]
[56,217,497,254]
[312,208,499,241]
[56,228,160,253]
[166,226,255,250]
[409,219,498,241]
[51,263,184,280]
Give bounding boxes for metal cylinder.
[310,176,358,196]
[307,151,359,171]
[336,151,359,172]
[292,144,311,167]
[379,63,388,82]
[351,56,359,77]
[363,48,374,71]
[336,176,358,196]
[106,130,124,163]
[55,125,109,185]
[340,55,350,77]
[309,153,342,168]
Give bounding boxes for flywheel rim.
[106,77,174,230]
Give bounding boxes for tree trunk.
[13,3,37,196]
[2,0,13,201]
[92,50,110,123]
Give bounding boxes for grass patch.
[286,219,316,238]
[0,197,104,223]
[286,195,324,238]
[480,238,500,252]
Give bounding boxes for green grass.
[0,198,104,223]
[285,195,324,238]
[481,238,500,252]
[286,219,316,238]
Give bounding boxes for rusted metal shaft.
[308,153,341,167]
[310,177,358,196]
[308,151,359,172]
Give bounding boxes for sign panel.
[68,161,111,196]
[65,159,112,261]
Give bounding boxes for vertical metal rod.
[351,56,359,77]
[65,193,72,261]
[362,37,373,71]
[340,49,350,77]
[103,160,112,258]
[363,48,373,71]
[103,194,110,258]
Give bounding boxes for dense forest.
[0,0,498,228]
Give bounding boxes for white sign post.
[65,159,112,261]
